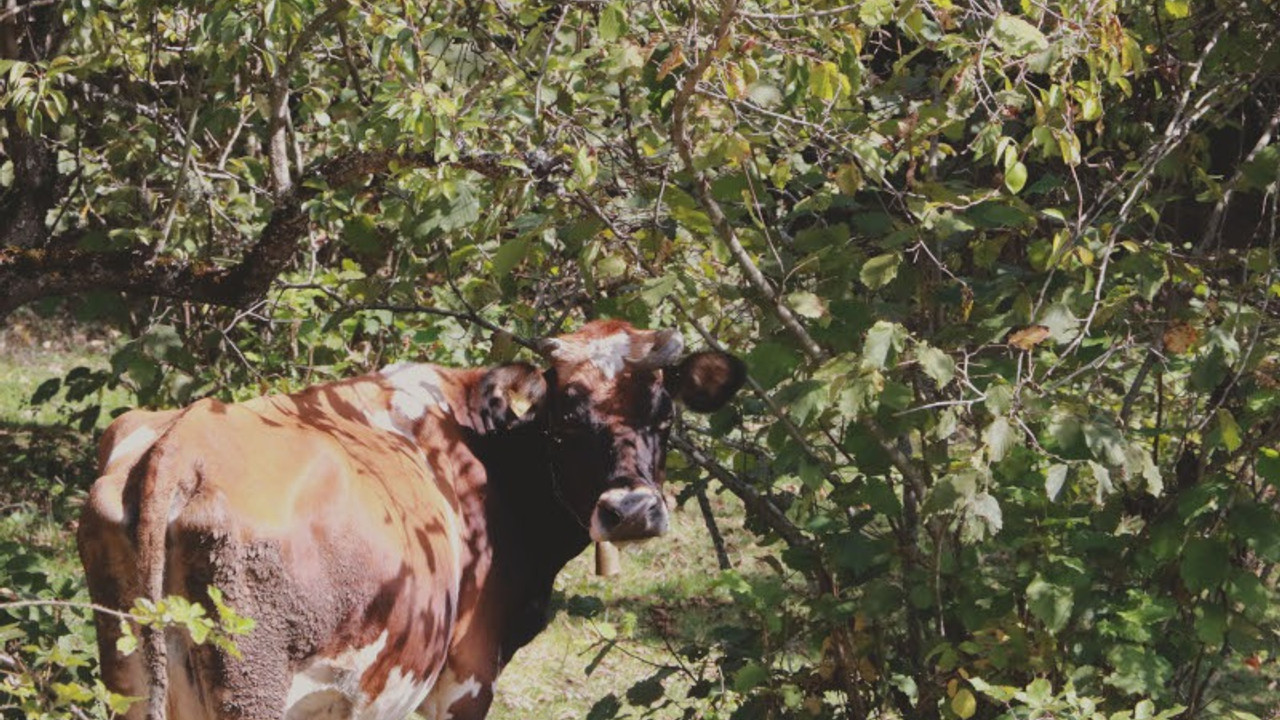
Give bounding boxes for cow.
[77,319,746,720]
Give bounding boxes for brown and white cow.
[77,319,745,720]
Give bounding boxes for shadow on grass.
[0,422,97,509]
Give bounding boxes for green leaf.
[967,491,1003,540]
[1106,645,1173,696]
[1194,604,1226,646]
[984,383,1015,415]
[1084,420,1127,466]
[747,341,801,389]
[859,252,900,289]
[969,677,1017,702]
[859,0,894,26]
[1212,409,1242,452]
[991,14,1049,57]
[1044,463,1068,501]
[52,682,95,705]
[1231,503,1280,562]
[787,290,828,319]
[951,688,977,719]
[861,321,906,370]
[341,215,380,255]
[599,3,627,42]
[983,416,1015,462]
[492,238,530,277]
[105,688,143,715]
[1180,538,1228,592]
[1163,0,1190,18]
[1260,449,1280,489]
[1026,574,1073,633]
[1004,161,1028,194]
[733,662,769,692]
[809,60,841,101]
[116,621,138,656]
[916,344,955,387]
[1089,461,1114,501]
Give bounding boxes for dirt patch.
[1,307,120,362]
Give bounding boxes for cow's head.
[468,320,746,543]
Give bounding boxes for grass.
[491,498,753,720]
[0,311,131,428]
[0,322,759,720]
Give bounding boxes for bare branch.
[0,150,496,317]
[268,2,350,196]
[669,0,829,364]
[740,3,857,20]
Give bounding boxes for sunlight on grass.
[0,317,131,428]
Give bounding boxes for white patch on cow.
[285,632,389,713]
[361,666,436,720]
[364,408,415,443]
[285,631,438,720]
[381,363,451,417]
[418,668,483,720]
[440,506,465,594]
[105,425,158,467]
[582,333,634,379]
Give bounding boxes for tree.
[3,0,1279,717]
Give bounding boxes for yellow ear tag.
[507,389,532,418]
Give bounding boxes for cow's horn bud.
[628,329,684,370]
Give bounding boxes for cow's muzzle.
[590,487,669,542]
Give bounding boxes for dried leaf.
[657,46,685,81]
[1162,322,1199,354]
[1008,324,1051,350]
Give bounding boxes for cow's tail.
[132,445,193,720]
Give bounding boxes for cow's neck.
[467,419,591,659]
[376,362,590,661]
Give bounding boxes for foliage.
[3,0,1280,718]
[1,590,254,718]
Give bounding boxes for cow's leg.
[79,474,150,719]
[417,660,496,720]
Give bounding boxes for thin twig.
[280,283,541,350]
[1,598,140,622]
[694,485,732,570]
[740,3,857,20]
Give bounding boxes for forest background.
[1,0,1278,718]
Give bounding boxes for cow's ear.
[471,363,548,433]
[664,351,747,413]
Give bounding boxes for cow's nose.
[591,488,668,542]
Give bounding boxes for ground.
[0,314,754,720]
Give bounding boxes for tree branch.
[669,0,827,363]
[0,115,59,248]
[671,432,814,552]
[0,150,513,318]
[268,1,350,196]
